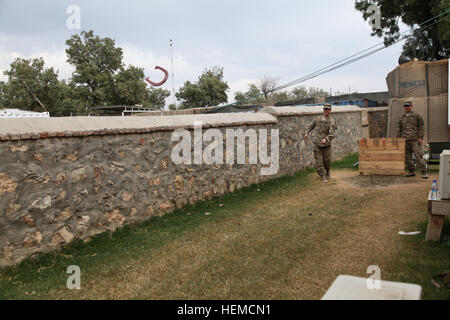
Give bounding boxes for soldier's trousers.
[314,145,331,177]
[405,140,426,172]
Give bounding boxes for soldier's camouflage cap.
[323,104,332,110]
[403,101,412,107]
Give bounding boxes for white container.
[321,275,422,300]
[439,150,450,199]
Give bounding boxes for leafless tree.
[258,75,279,100]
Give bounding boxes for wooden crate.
[359,138,405,176]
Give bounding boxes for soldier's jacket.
[397,111,424,141]
[305,116,337,147]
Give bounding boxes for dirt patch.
[341,173,422,189]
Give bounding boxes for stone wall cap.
[364,107,389,112]
[262,105,362,116]
[0,113,278,140]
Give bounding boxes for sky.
[0,0,409,106]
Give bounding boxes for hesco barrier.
[386,59,448,99]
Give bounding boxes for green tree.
[0,81,7,109]
[58,80,90,116]
[114,65,147,106]
[291,86,329,99]
[144,87,171,109]
[355,0,450,60]
[270,91,291,104]
[176,66,229,109]
[0,57,68,116]
[66,30,123,106]
[291,86,308,100]
[290,86,329,100]
[307,87,330,98]
[234,91,247,105]
[234,83,265,105]
[176,81,204,109]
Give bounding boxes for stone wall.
[0,106,361,266]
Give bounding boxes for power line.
[272,10,450,92]
[227,9,450,107]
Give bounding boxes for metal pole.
[20,79,48,112]
[170,39,176,108]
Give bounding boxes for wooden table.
[426,191,450,241]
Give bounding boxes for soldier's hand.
[304,134,308,140]
[418,138,423,146]
[321,139,327,144]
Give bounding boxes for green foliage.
[0,30,172,115]
[176,66,229,109]
[291,86,330,100]
[0,57,70,116]
[114,66,147,106]
[290,86,308,100]
[234,83,265,105]
[0,81,7,108]
[176,81,204,109]
[66,30,171,110]
[66,30,123,106]
[168,103,177,110]
[145,87,171,109]
[355,0,450,60]
[235,83,329,105]
[270,91,291,104]
[56,80,89,116]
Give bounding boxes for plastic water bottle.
[431,180,439,200]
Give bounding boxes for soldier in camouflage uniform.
[304,104,337,183]
[397,101,428,179]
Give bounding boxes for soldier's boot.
[322,176,328,183]
[421,170,428,179]
[405,171,415,177]
[326,170,330,180]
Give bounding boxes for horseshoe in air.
[145,66,169,87]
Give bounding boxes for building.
[0,108,49,118]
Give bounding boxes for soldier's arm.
[326,119,337,142]
[417,114,424,139]
[396,119,402,138]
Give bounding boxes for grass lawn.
[0,153,449,299]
